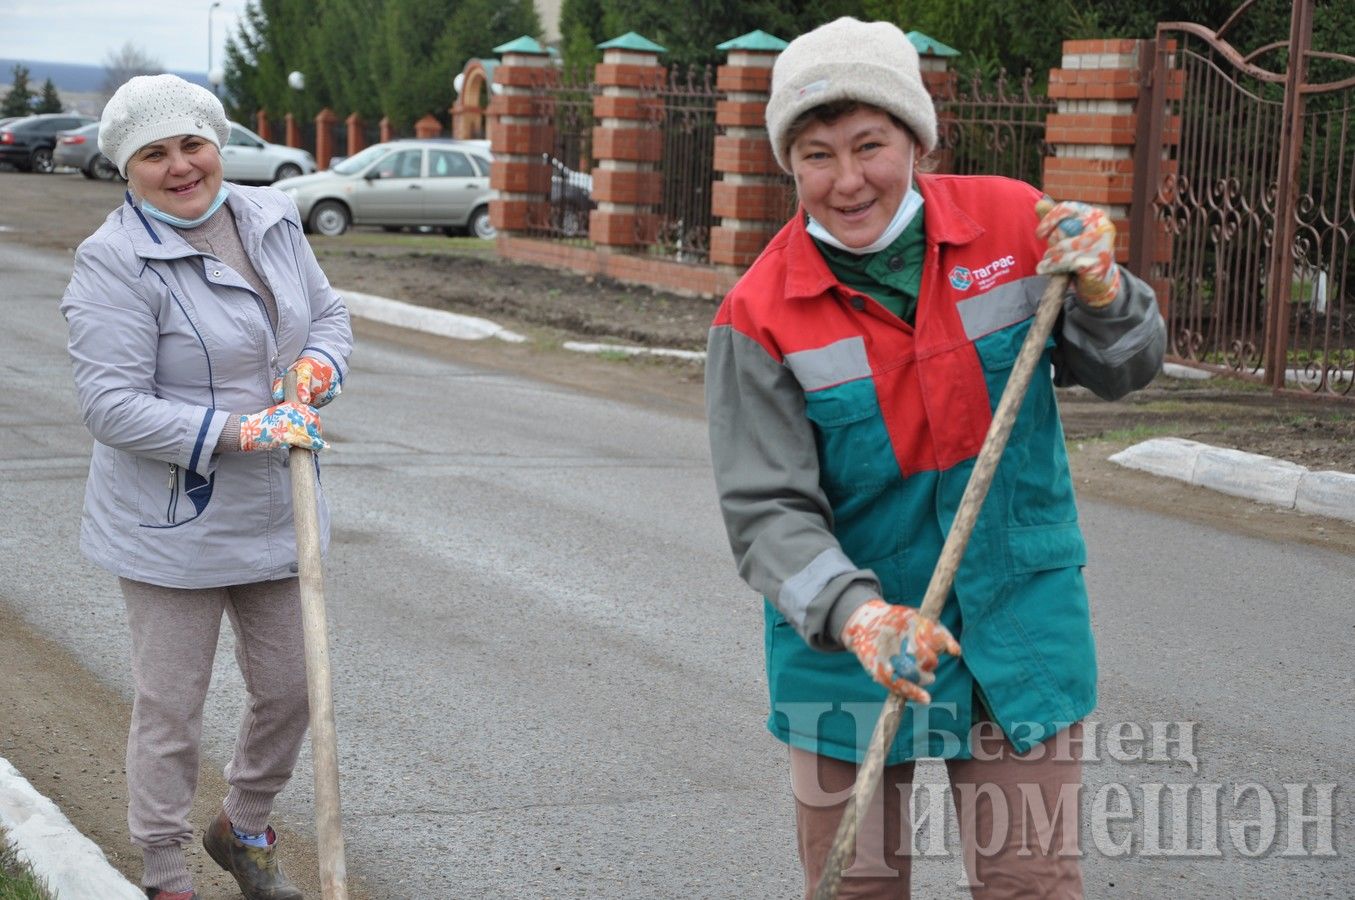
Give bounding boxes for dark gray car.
[53,122,121,181]
[0,113,98,173]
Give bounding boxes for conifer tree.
[1,64,36,118]
[35,78,63,114]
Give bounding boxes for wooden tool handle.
[285,372,349,900]
[812,273,1070,900]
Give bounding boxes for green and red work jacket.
[705,173,1165,763]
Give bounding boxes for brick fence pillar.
[284,113,300,150]
[709,30,786,269]
[487,36,556,235]
[1043,37,1181,310]
[379,117,393,143]
[345,113,365,158]
[909,31,960,173]
[255,110,272,142]
[413,114,443,138]
[314,108,336,170]
[589,32,667,247]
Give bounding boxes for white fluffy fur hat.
[99,74,230,177]
[765,17,938,173]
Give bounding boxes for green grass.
[594,348,638,362]
[0,828,53,900]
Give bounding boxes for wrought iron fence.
[1147,25,1354,397]
[934,68,1055,187]
[764,68,1054,238]
[525,69,596,242]
[642,64,720,264]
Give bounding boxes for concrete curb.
[1109,438,1355,522]
[0,756,143,898]
[561,341,705,362]
[342,289,527,344]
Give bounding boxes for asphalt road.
[1,238,1351,898]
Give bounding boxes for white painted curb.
[1161,361,1213,380]
[341,289,527,343]
[1110,438,1355,523]
[0,757,143,899]
[562,341,705,362]
[1193,446,1306,506]
[1297,470,1355,520]
[1107,436,1207,480]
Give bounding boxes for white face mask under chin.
[807,187,923,256]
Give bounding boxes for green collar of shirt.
[813,202,927,325]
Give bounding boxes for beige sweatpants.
[791,722,1085,899]
[120,576,310,893]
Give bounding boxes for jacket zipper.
[167,463,179,524]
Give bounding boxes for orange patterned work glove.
[841,599,961,703]
[271,356,340,407]
[1035,197,1122,308]
[238,402,327,452]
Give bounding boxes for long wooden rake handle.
[285,372,349,900]
[812,273,1069,900]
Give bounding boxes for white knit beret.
[765,17,938,173]
[99,74,231,177]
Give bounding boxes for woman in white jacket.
[60,74,352,900]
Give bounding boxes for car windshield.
[229,122,264,143]
[331,144,392,175]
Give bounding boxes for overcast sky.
[0,0,246,74]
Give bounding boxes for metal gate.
[1136,1,1355,397]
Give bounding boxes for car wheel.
[309,200,351,237]
[30,147,54,174]
[274,163,303,182]
[469,205,496,240]
[88,155,121,181]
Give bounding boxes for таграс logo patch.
[951,255,1018,292]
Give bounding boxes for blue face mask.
[140,185,230,228]
[807,187,924,256]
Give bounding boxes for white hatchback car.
[275,139,496,238]
[222,121,316,184]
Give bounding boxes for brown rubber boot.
[202,810,303,900]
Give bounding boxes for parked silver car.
[222,121,316,184]
[53,122,121,180]
[275,139,496,238]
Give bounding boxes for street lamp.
[207,1,222,95]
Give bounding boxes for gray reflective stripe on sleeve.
[1085,307,1166,367]
[955,276,1048,340]
[778,546,859,629]
[783,336,871,391]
